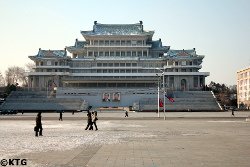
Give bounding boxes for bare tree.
[5,66,28,86]
[0,72,5,87]
[26,62,35,72]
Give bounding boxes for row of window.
[88,40,145,46]
[71,62,198,68]
[238,79,250,86]
[238,71,250,79]
[36,60,199,68]
[238,91,250,97]
[37,61,68,66]
[71,69,196,73]
[35,68,197,73]
[66,83,155,88]
[88,51,148,57]
[238,85,250,90]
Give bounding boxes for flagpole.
[157,77,160,118]
[163,72,166,120]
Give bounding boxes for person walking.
[232,107,235,116]
[85,111,93,130]
[59,111,63,121]
[125,110,128,117]
[92,111,98,131]
[35,112,43,137]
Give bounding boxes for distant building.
[27,21,211,109]
[237,67,250,109]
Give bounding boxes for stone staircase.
[0,91,88,111]
[137,91,222,111]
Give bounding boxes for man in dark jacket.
[35,112,43,137]
[85,111,93,130]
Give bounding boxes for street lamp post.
[156,68,166,120]
[157,75,160,118]
[162,72,166,120]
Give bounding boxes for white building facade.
[28,21,210,109]
[237,67,250,109]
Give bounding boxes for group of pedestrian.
[34,110,99,137]
[85,110,98,131]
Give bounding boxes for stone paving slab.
[11,119,249,167]
[1,111,250,121]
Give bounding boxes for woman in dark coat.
[35,112,43,137]
[92,111,98,131]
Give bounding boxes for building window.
[47,61,51,66]
[138,52,142,57]
[169,76,174,88]
[137,41,142,45]
[126,63,131,67]
[99,52,104,56]
[121,51,125,57]
[126,40,131,45]
[116,51,120,56]
[110,40,114,46]
[127,51,131,56]
[110,52,115,56]
[132,69,137,73]
[143,51,147,57]
[105,40,109,46]
[94,52,98,57]
[200,76,204,87]
[105,52,109,56]
[99,40,104,46]
[94,40,98,45]
[120,63,125,67]
[115,40,120,46]
[131,41,137,46]
[88,52,93,56]
[194,76,198,87]
[132,51,136,57]
[121,41,125,46]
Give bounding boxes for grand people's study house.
[3,21,220,112]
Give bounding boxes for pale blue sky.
[1,0,250,85]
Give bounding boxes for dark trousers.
[85,122,93,130]
[92,122,98,130]
[35,125,43,136]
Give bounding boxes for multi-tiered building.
[27,21,215,111]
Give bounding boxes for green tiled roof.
[81,22,154,36]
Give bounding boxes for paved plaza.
[0,111,250,167]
